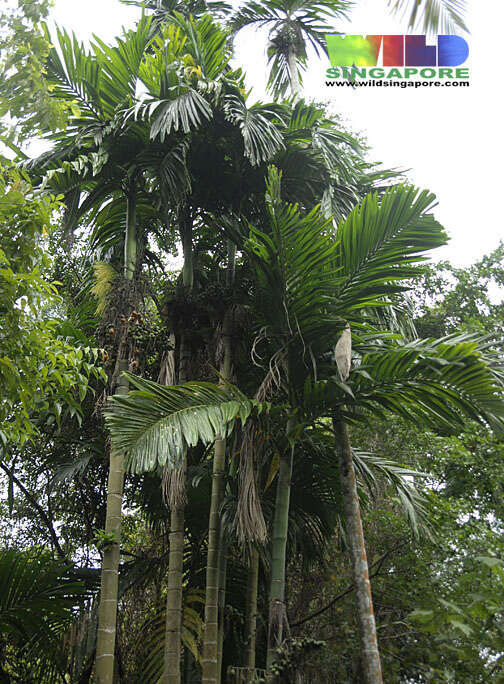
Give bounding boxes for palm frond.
[91,16,154,112]
[150,88,214,140]
[169,12,232,80]
[107,373,268,473]
[43,24,104,120]
[352,450,431,537]
[244,165,339,342]
[0,550,89,649]
[223,95,286,165]
[389,0,468,34]
[135,592,204,682]
[305,334,504,434]
[351,335,504,433]
[335,183,448,316]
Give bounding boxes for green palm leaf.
[107,373,268,473]
[223,95,287,165]
[352,450,431,537]
[351,335,504,432]
[304,335,504,433]
[334,183,448,316]
[134,591,204,682]
[389,0,468,34]
[0,549,88,647]
[150,88,214,140]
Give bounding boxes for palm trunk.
[245,548,259,670]
[95,189,137,682]
[202,437,227,682]
[123,188,137,281]
[95,362,128,683]
[287,44,301,97]
[266,424,294,670]
[163,208,193,684]
[333,417,383,684]
[216,528,228,680]
[202,243,235,683]
[164,504,186,684]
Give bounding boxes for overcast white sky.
[47,0,503,267]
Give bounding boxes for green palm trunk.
[202,244,235,683]
[95,190,137,682]
[333,416,383,684]
[245,548,259,670]
[202,436,227,682]
[216,527,227,680]
[266,426,294,670]
[164,504,186,684]
[163,209,193,684]
[287,42,301,97]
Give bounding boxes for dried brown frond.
[162,459,187,508]
[235,421,268,545]
[255,348,286,402]
[158,338,176,386]
[268,597,290,650]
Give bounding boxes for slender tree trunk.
[202,436,227,682]
[94,362,128,683]
[123,189,137,281]
[162,348,188,684]
[266,426,294,670]
[216,530,228,680]
[164,503,186,684]
[163,208,193,684]
[216,240,236,678]
[202,243,235,683]
[287,45,301,97]
[333,417,383,684]
[95,189,137,682]
[245,548,259,670]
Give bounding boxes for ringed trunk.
[95,362,129,683]
[202,250,235,682]
[245,547,259,670]
[266,428,294,670]
[162,208,193,683]
[333,417,383,684]
[95,188,138,682]
[202,437,227,682]
[287,45,301,97]
[163,503,186,684]
[216,522,228,680]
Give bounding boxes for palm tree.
[124,14,291,681]
[230,0,350,98]
[27,19,176,681]
[230,0,467,100]
[105,170,504,681]
[227,171,504,677]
